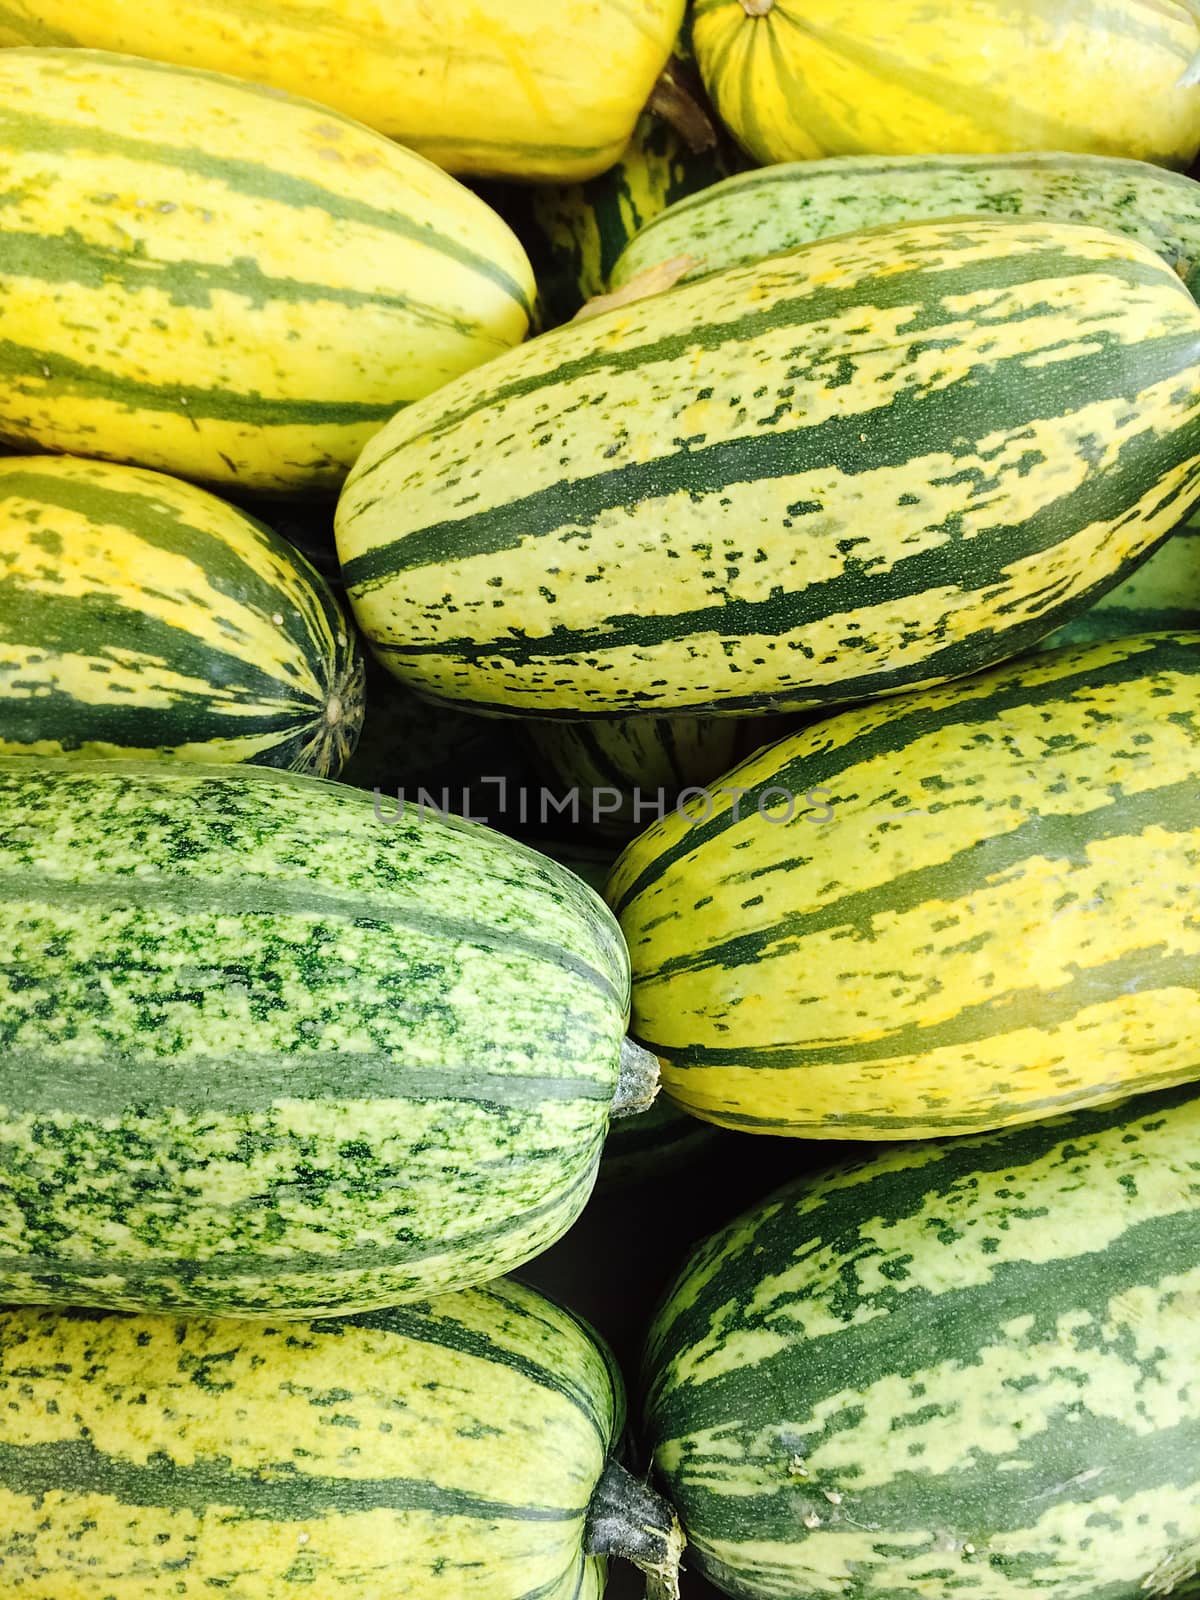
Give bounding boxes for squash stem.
[585,1459,684,1600]
[611,1037,661,1118]
[740,0,775,14]
[645,58,717,152]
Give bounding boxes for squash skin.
[644,1079,1200,1600]
[0,759,632,1317]
[608,632,1200,1140]
[0,1,685,180]
[0,47,535,492]
[337,217,1200,719]
[691,0,1200,169]
[0,1281,619,1597]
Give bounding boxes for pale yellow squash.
[0,0,686,181]
[692,0,1200,168]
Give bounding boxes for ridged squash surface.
[0,1280,618,1597]
[608,632,1200,1138]
[644,1081,1200,1600]
[0,760,631,1316]
[337,217,1200,718]
[691,0,1200,167]
[0,48,534,492]
[0,456,363,774]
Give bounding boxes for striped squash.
[691,0,1200,168]
[0,48,534,494]
[0,456,363,775]
[487,81,738,328]
[607,630,1200,1140]
[0,2,684,182]
[1036,515,1200,649]
[337,217,1200,719]
[0,759,655,1317]
[643,1080,1200,1600]
[611,151,1200,300]
[0,1280,682,1598]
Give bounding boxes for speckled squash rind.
[0,1278,617,1597]
[336,217,1200,718]
[0,47,534,492]
[608,631,1200,1138]
[644,1080,1200,1600]
[0,760,630,1317]
[0,455,364,775]
[611,151,1200,299]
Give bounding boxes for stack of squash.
[0,5,1197,1598]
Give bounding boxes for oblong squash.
[0,760,641,1316]
[608,631,1200,1139]
[0,456,363,774]
[644,1080,1200,1600]
[337,217,1200,719]
[0,2,684,182]
[610,151,1200,299]
[691,0,1200,168]
[0,1281,682,1598]
[0,48,534,492]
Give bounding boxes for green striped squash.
[0,48,534,494]
[607,631,1200,1139]
[337,216,1200,719]
[0,759,654,1318]
[1036,515,1200,649]
[691,0,1200,168]
[0,1279,682,1598]
[643,1080,1200,1600]
[0,456,363,774]
[611,152,1200,299]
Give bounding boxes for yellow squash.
[692,0,1200,168]
[336,217,1200,719]
[0,48,534,493]
[0,1,685,181]
[608,632,1200,1140]
[0,455,364,773]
